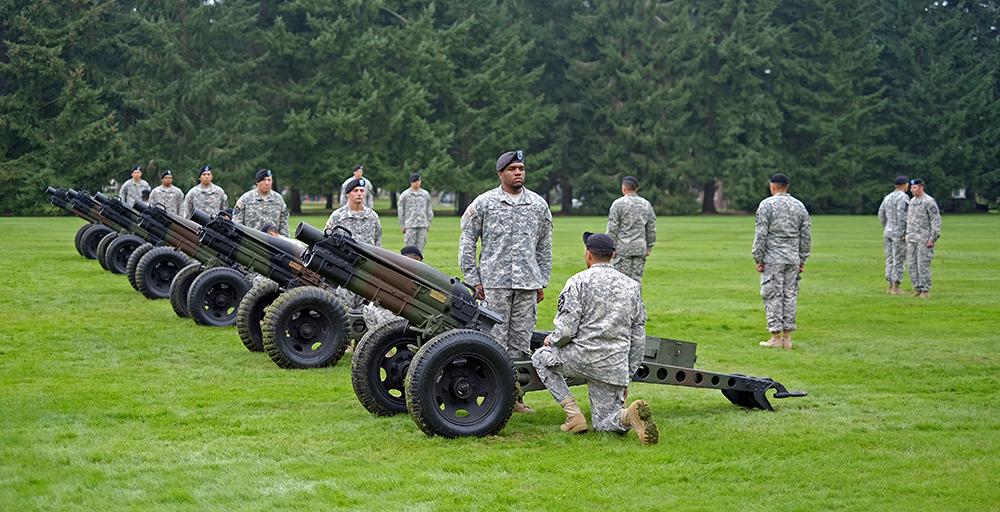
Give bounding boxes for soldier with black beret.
[148,169,184,216]
[905,178,941,298]
[326,177,382,247]
[183,165,229,219]
[878,175,910,294]
[398,172,434,251]
[607,175,657,283]
[339,165,375,209]
[233,168,289,236]
[118,165,151,207]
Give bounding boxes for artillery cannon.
[47,188,122,260]
[45,187,102,258]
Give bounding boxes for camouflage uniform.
[752,193,811,333]
[878,189,909,284]
[182,184,229,218]
[233,189,289,236]
[325,206,382,246]
[362,302,402,331]
[460,186,552,357]
[340,176,374,209]
[118,179,151,207]
[398,188,433,251]
[531,263,646,432]
[607,194,656,283]
[148,185,185,216]
[905,194,941,292]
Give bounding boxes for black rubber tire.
[96,232,118,270]
[74,223,92,257]
[236,279,280,352]
[405,329,516,438]
[103,234,145,275]
[80,224,114,260]
[136,246,191,299]
[169,263,203,318]
[186,266,250,327]
[262,286,349,369]
[126,243,155,291]
[352,319,417,416]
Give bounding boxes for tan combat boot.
[759,333,783,348]
[513,399,535,414]
[918,291,930,299]
[887,283,895,294]
[781,331,793,350]
[621,400,659,445]
[559,397,588,433]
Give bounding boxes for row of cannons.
[47,187,806,438]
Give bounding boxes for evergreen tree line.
[2,0,998,215]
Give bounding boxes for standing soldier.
[147,169,184,216]
[606,176,656,283]
[460,149,552,414]
[118,165,150,207]
[397,173,433,251]
[878,175,910,294]
[182,165,228,218]
[325,178,382,246]
[339,165,375,209]
[233,169,289,236]
[531,232,656,445]
[905,178,941,299]
[753,173,811,350]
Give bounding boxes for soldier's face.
[411,179,421,189]
[257,176,273,193]
[349,186,366,206]
[162,176,173,186]
[132,170,142,181]
[911,184,924,197]
[200,172,213,185]
[499,162,525,190]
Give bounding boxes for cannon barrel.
[46,187,100,223]
[135,205,228,264]
[92,192,152,241]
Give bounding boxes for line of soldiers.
[878,176,942,299]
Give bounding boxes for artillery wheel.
[80,224,113,260]
[104,234,145,275]
[262,286,349,369]
[126,243,155,291]
[236,279,280,352]
[74,223,92,256]
[96,232,118,271]
[405,329,515,438]
[136,246,190,299]
[352,319,417,416]
[169,263,203,318]
[186,266,250,327]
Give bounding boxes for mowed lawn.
[0,214,997,511]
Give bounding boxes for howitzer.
[46,187,104,259]
[292,222,806,438]
[89,192,158,275]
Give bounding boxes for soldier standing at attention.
[233,169,289,236]
[339,165,375,209]
[531,232,656,444]
[326,178,382,246]
[460,150,552,414]
[118,165,150,207]
[147,169,184,216]
[606,176,656,283]
[905,178,941,299]
[877,175,910,295]
[397,173,433,252]
[182,165,228,218]
[753,173,811,350]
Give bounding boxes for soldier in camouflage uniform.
[531,232,657,445]
[325,178,382,246]
[606,176,656,283]
[339,165,375,209]
[460,150,552,414]
[182,165,228,218]
[752,173,811,350]
[147,169,184,216]
[397,173,433,251]
[118,165,151,207]
[877,175,910,294]
[905,178,941,298]
[233,169,289,236]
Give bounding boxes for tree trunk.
[560,174,573,214]
[289,187,302,215]
[389,191,397,210]
[701,180,718,214]
[456,191,472,215]
[326,189,333,209]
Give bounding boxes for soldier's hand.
[799,263,805,273]
[401,227,405,233]
[755,262,764,273]
[536,289,544,303]
[623,386,628,401]
[927,240,935,248]
[474,284,485,301]
[543,336,551,347]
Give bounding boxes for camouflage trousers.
[612,254,646,283]
[483,288,536,358]
[760,263,800,333]
[403,227,428,252]
[362,302,402,331]
[883,236,907,284]
[906,242,935,292]
[531,346,628,433]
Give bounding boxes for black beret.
[353,165,364,172]
[200,165,212,175]
[131,165,142,173]
[409,173,421,183]
[400,245,423,260]
[255,168,272,182]
[583,231,615,253]
[770,173,789,185]
[345,178,367,193]
[622,176,639,187]
[894,175,908,185]
[910,178,924,186]
[496,150,525,172]
[161,169,172,179]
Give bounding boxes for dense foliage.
[2,0,998,214]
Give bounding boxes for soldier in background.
[606,176,656,283]
[326,178,382,246]
[752,173,811,350]
[531,232,656,445]
[397,173,433,251]
[339,165,375,209]
[147,169,184,216]
[233,169,289,236]
[877,175,910,295]
[905,178,941,299]
[183,165,228,218]
[460,149,552,414]
[118,165,150,207]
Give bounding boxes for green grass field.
[1,214,997,511]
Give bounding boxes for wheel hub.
[452,377,473,399]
